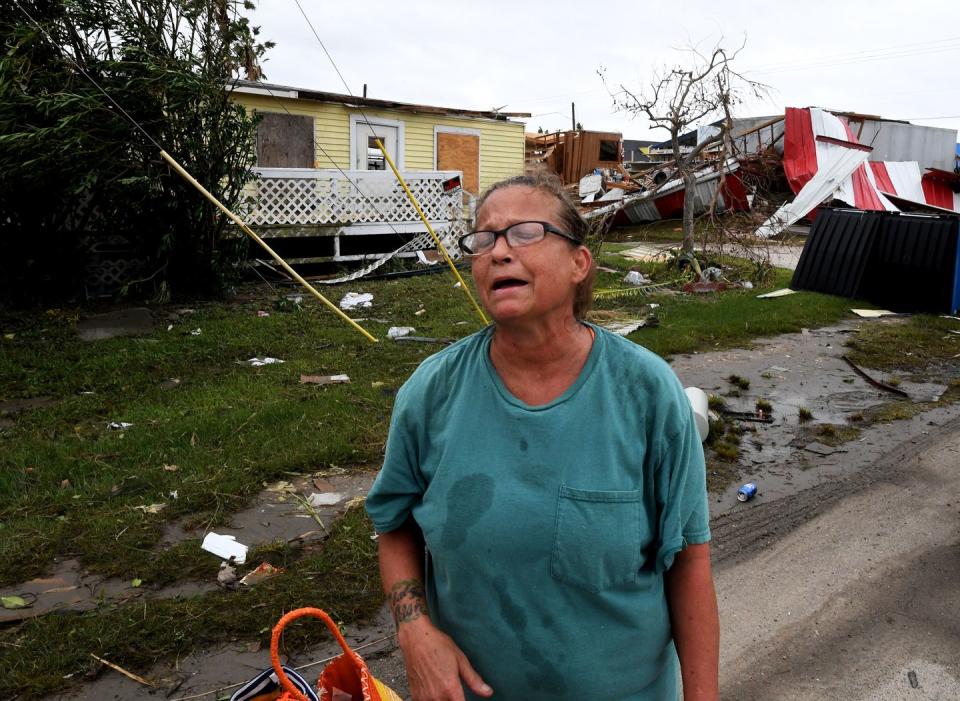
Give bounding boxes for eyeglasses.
[458,221,582,256]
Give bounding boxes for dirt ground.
[52,319,960,701]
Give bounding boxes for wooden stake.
[159,151,378,344]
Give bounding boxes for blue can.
[737,482,758,502]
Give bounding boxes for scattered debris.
[201,533,248,564]
[300,374,351,385]
[107,422,133,430]
[2,595,30,610]
[190,328,202,336]
[737,482,758,502]
[842,356,910,398]
[720,409,774,424]
[162,463,179,472]
[701,266,723,282]
[414,308,427,316]
[756,288,796,299]
[257,310,271,317]
[623,270,652,286]
[217,560,238,589]
[394,335,456,344]
[387,326,416,339]
[908,670,919,689]
[241,357,284,367]
[160,377,181,390]
[264,480,296,494]
[851,309,898,318]
[307,492,344,507]
[134,503,167,514]
[600,315,659,336]
[89,653,155,688]
[339,292,374,310]
[130,578,143,588]
[239,563,284,587]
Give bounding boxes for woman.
[365,173,718,700]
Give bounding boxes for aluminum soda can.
[737,482,758,502]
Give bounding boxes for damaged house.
[229,80,528,264]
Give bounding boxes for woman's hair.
[475,172,596,320]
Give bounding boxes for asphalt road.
[715,414,960,700]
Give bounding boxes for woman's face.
[471,186,591,326]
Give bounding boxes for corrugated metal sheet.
[853,120,957,172]
[792,209,960,313]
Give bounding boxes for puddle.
[75,307,156,341]
[670,320,960,516]
[0,396,60,414]
[3,470,380,624]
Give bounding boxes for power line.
[746,34,960,72]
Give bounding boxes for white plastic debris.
[190,328,202,336]
[756,288,797,299]
[300,374,350,385]
[339,292,374,310]
[107,422,134,430]
[308,492,345,507]
[242,357,284,367]
[701,267,723,282]
[201,533,248,564]
[623,270,651,286]
[684,387,710,443]
[387,326,416,339]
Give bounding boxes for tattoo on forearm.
[389,578,428,626]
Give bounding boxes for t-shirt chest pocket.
[550,485,648,592]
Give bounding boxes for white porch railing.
[240,168,471,264]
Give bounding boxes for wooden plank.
[437,132,480,195]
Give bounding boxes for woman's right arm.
[378,517,494,701]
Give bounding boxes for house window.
[599,139,619,161]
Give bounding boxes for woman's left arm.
[664,542,719,701]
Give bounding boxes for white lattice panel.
[246,168,465,228]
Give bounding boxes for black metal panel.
[859,214,959,313]
[791,209,882,298]
[791,208,960,313]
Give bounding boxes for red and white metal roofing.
[756,107,958,237]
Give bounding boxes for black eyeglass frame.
[458,220,582,256]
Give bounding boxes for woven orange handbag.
[269,608,402,701]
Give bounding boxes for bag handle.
[270,607,363,701]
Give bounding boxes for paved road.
[715,415,960,700]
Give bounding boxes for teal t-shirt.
[366,324,710,700]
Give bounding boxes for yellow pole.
[159,151,378,344]
[374,139,489,326]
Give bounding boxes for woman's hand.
[398,618,494,701]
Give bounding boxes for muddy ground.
[31,317,960,700]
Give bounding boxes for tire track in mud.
[709,413,960,570]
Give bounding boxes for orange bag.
[270,608,402,701]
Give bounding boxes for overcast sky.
[247,0,960,144]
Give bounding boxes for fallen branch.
[842,356,910,398]
[89,653,154,688]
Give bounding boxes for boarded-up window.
[256,112,314,167]
[437,132,480,196]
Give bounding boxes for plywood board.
[256,112,314,168]
[437,132,480,195]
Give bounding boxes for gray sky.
[248,0,960,145]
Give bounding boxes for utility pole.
[363,83,368,98]
[571,102,576,131]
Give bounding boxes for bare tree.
[603,39,768,253]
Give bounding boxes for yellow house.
[230,80,528,198]
[227,81,528,264]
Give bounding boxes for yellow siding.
[230,91,525,189]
